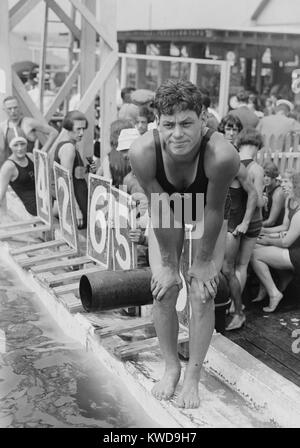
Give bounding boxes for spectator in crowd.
[219,117,258,330]
[248,93,264,119]
[251,171,300,312]
[135,106,155,136]
[97,119,135,188]
[118,87,139,123]
[53,110,96,229]
[0,133,37,216]
[218,114,243,147]
[200,89,219,131]
[257,99,300,150]
[262,162,286,227]
[229,90,259,129]
[0,96,58,167]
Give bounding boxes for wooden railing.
[257,131,300,173]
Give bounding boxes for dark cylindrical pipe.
[79,268,153,312]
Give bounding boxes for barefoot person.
[130,79,239,408]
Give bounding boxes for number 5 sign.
[53,162,79,252]
[111,186,137,271]
[33,149,52,228]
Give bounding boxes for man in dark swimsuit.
[130,80,239,409]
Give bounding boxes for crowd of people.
[0,80,300,409]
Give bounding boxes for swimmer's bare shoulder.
[129,130,156,189]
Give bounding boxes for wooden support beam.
[0,0,12,122]
[10,238,66,256]
[0,224,49,240]
[0,217,40,230]
[80,0,96,161]
[53,282,79,295]
[46,265,102,286]
[69,0,117,50]
[38,2,49,114]
[9,0,41,30]
[97,0,117,160]
[45,0,80,41]
[45,61,80,121]
[31,255,91,273]
[78,51,118,113]
[18,248,77,268]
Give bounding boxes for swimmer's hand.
[232,221,249,237]
[151,265,182,302]
[187,260,219,303]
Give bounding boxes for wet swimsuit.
[262,184,285,226]
[9,155,37,216]
[228,159,262,238]
[154,128,231,223]
[54,141,88,228]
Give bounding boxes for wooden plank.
[96,316,153,338]
[10,239,66,256]
[31,255,91,273]
[245,328,300,377]
[45,0,81,41]
[78,51,118,114]
[53,282,79,295]
[44,61,80,121]
[68,0,117,50]
[0,0,12,124]
[232,338,300,388]
[9,0,40,29]
[38,2,49,114]
[0,217,40,229]
[59,293,83,312]
[18,248,77,268]
[114,329,189,359]
[0,224,48,240]
[46,265,103,286]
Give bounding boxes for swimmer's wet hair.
[154,79,203,117]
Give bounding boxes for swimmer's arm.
[59,144,81,214]
[237,164,258,227]
[262,187,285,227]
[26,117,58,153]
[0,163,15,209]
[251,164,265,208]
[261,197,290,234]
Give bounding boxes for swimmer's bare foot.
[151,364,181,401]
[176,378,200,409]
[252,285,267,303]
[263,292,283,313]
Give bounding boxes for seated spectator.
[0,133,37,216]
[118,87,139,123]
[53,110,96,229]
[97,120,139,188]
[251,172,300,312]
[0,96,58,167]
[262,162,286,227]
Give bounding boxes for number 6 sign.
[33,149,52,228]
[87,174,112,268]
[53,162,79,252]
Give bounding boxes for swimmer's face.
[69,120,87,142]
[158,109,203,159]
[264,174,274,187]
[10,141,27,159]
